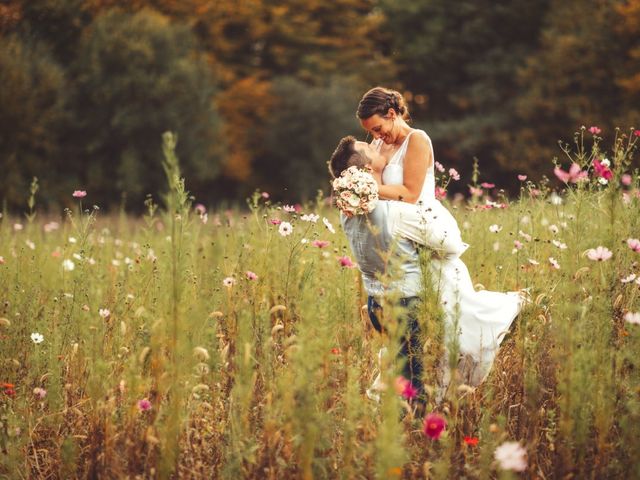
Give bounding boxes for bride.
[356,87,523,387]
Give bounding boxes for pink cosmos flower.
[586,246,613,261]
[513,240,523,250]
[138,398,152,412]
[627,238,640,253]
[72,190,87,198]
[435,186,447,200]
[0,256,4,265]
[246,271,258,281]
[593,159,613,180]
[435,161,445,173]
[33,387,47,399]
[494,441,527,472]
[621,174,632,186]
[311,240,330,248]
[480,182,495,189]
[261,191,270,199]
[517,174,527,181]
[529,188,541,197]
[194,204,206,215]
[469,186,483,197]
[548,257,560,269]
[423,412,446,439]
[449,168,460,181]
[269,218,282,225]
[394,376,418,400]
[554,163,588,183]
[283,205,296,213]
[588,126,601,135]
[624,312,640,325]
[338,256,355,268]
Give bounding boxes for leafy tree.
[378,0,549,184]
[504,0,633,177]
[68,8,224,208]
[0,36,68,208]
[256,76,363,201]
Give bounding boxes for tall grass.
[0,128,639,478]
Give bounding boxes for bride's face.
[354,141,385,173]
[359,112,396,144]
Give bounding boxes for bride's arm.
[377,134,432,204]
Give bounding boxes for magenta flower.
[72,190,87,198]
[138,398,152,412]
[634,129,640,137]
[393,376,418,399]
[435,186,447,200]
[554,163,588,183]
[494,441,527,472]
[423,412,446,439]
[270,218,282,225]
[311,240,330,248]
[246,271,258,280]
[588,126,601,135]
[586,246,613,261]
[401,381,418,400]
[480,182,495,189]
[593,159,613,180]
[517,174,527,181]
[627,238,640,253]
[338,256,355,268]
[621,174,632,186]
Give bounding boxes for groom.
[329,135,428,401]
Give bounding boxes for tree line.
[1,0,638,210]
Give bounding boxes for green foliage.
[0,36,68,207]
[257,76,362,200]
[69,8,223,209]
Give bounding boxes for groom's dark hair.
[328,136,367,178]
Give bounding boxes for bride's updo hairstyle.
[356,87,410,121]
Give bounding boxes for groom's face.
[354,141,385,174]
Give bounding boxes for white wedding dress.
[377,129,523,386]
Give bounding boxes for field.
[1,130,640,479]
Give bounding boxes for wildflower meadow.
[1,128,640,479]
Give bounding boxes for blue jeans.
[367,296,423,395]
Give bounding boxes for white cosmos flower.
[322,217,335,234]
[278,222,293,236]
[31,332,44,344]
[624,312,640,325]
[62,259,75,271]
[489,224,502,233]
[99,308,110,318]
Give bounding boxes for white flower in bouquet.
[332,166,379,216]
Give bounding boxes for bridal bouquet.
[332,166,379,215]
